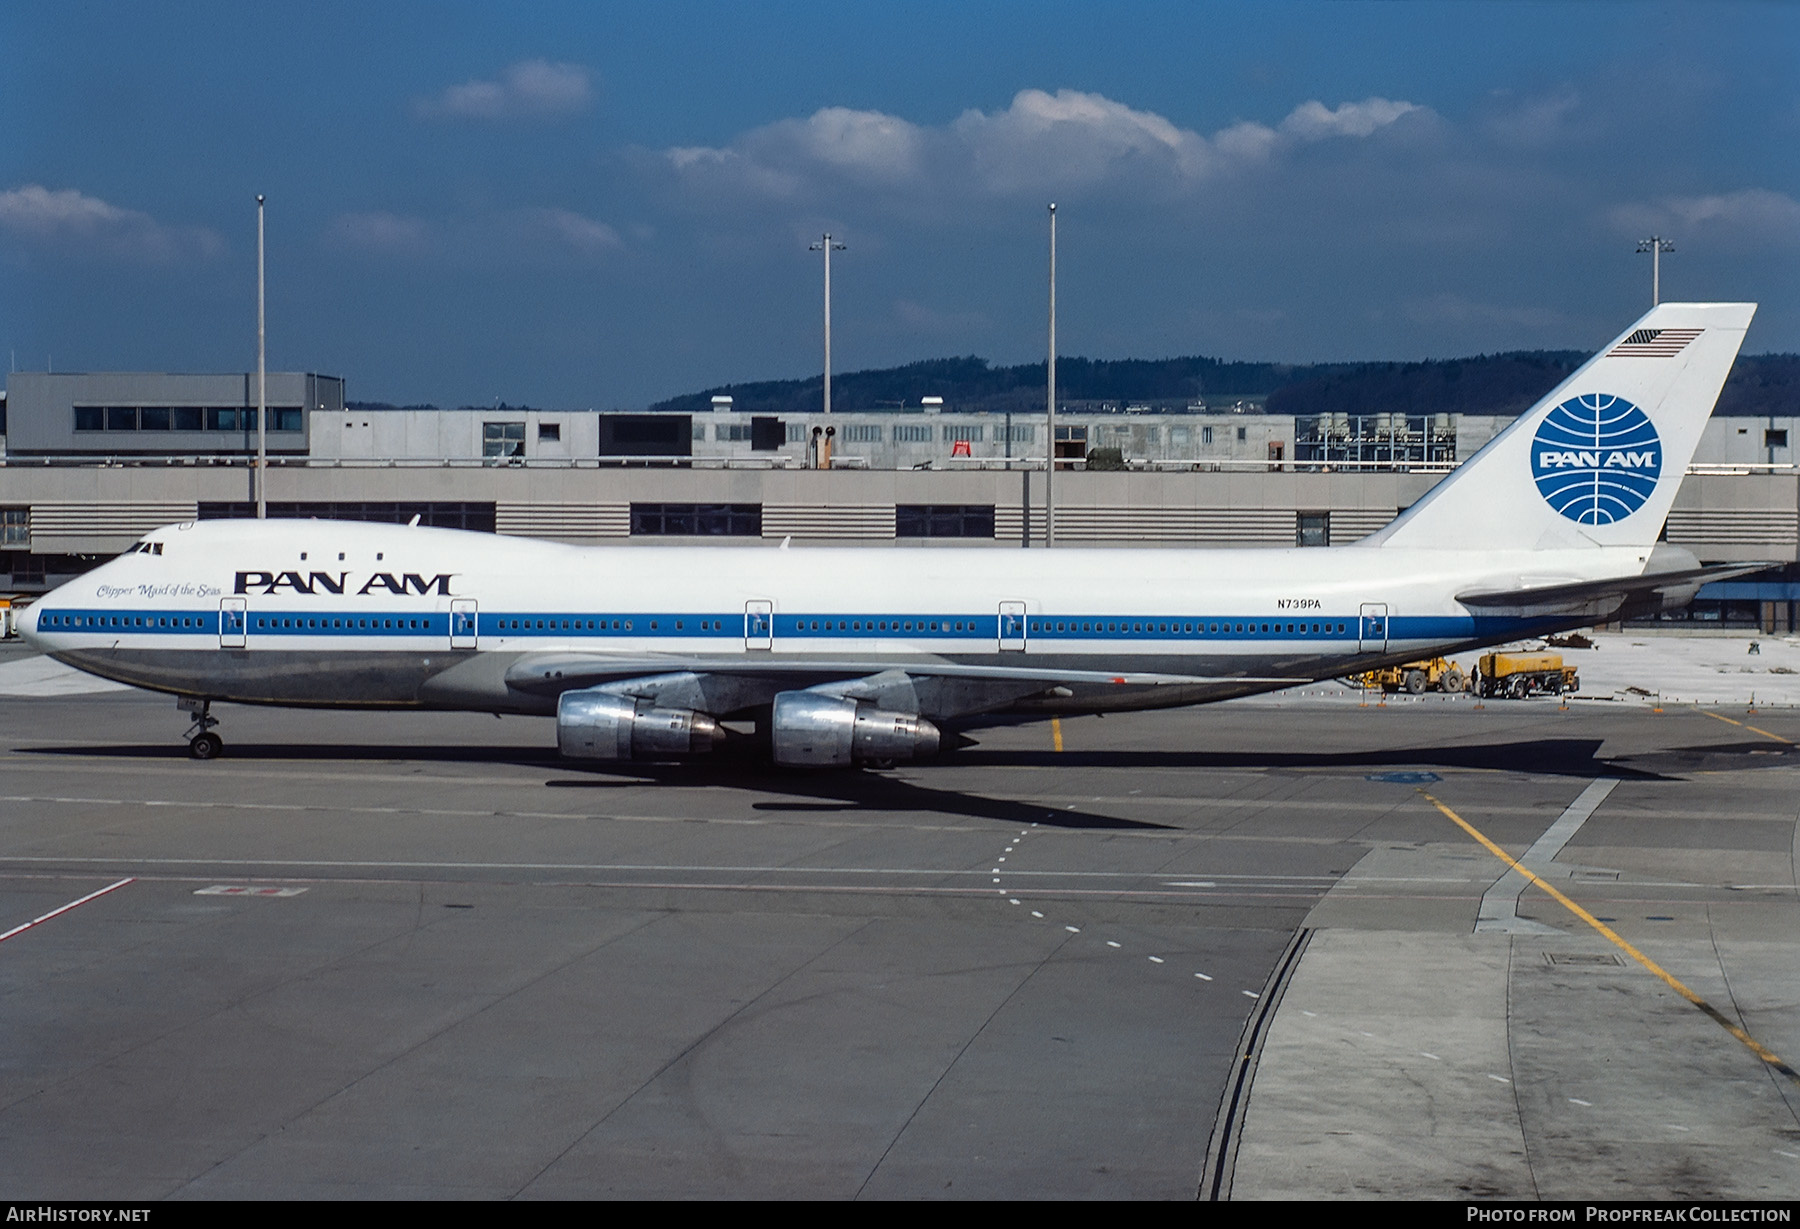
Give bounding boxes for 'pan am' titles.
[234,571,455,596]
[1530,394,1662,526]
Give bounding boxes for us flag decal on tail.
[1607,327,1703,357]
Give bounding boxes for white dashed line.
[1569,1098,1592,1107]
[1065,926,1081,933]
[1031,911,1044,918]
[1487,1074,1512,1084]
[1196,973,1213,981]
[1420,1052,1441,1061]
[1106,941,1122,948]
[1148,956,1164,964]
[1242,990,1259,999]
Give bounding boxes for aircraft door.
[219,597,247,649]
[1358,603,1389,654]
[450,598,478,650]
[998,601,1027,652]
[745,600,773,651]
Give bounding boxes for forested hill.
[646,352,1799,418]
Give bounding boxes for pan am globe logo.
[1531,393,1662,525]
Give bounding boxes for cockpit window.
[127,541,165,555]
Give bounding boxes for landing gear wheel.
[180,697,222,759]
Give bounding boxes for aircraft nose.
[15,600,41,646]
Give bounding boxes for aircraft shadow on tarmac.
[946,739,1685,781]
[541,763,1167,831]
[16,740,1163,831]
[19,733,1798,829]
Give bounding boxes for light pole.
[1045,202,1057,548]
[1637,235,1674,307]
[810,233,846,416]
[256,194,267,519]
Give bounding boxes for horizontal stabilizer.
[1455,562,1776,609]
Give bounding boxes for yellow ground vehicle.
[1475,652,1580,699]
[1350,657,1466,695]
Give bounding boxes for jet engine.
[770,691,940,767]
[557,689,723,760]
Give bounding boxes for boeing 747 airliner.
[19,302,1767,765]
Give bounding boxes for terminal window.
[896,504,996,538]
[74,406,298,434]
[483,421,525,458]
[630,503,762,536]
[198,501,497,532]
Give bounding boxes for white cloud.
[1609,189,1800,245]
[518,207,622,255]
[660,89,1427,201]
[327,210,432,255]
[788,108,924,180]
[1280,97,1421,140]
[326,206,624,263]
[416,60,592,120]
[1482,87,1584,148]
[952,89,1214,191]
[0,184,222,262]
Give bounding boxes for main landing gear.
[179,697,223,760]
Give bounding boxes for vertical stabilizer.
[1363,302,1755,551]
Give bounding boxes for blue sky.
[3,1,1795,408]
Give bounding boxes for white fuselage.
[20,518,1638,719]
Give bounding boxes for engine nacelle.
[557,689,722,760]
[770,691,940,767]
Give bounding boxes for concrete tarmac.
[0,678,1797,1199]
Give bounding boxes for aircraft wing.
[502,651,1310,719]
[1455,561,1777,609]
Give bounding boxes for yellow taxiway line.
[1419,788,1799,1087]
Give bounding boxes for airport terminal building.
[2,369,1797,629]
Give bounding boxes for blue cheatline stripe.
[37,606,1575,646]
[250,612,446,636]
[36,609,220,635]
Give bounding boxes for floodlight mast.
[256,194,267,519]
[810,234,846,417]
[1637,235,1674,306]
[1046,202,1057,549]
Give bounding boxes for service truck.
[1474,652,1580,699]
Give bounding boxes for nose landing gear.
[179,697,223,760]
